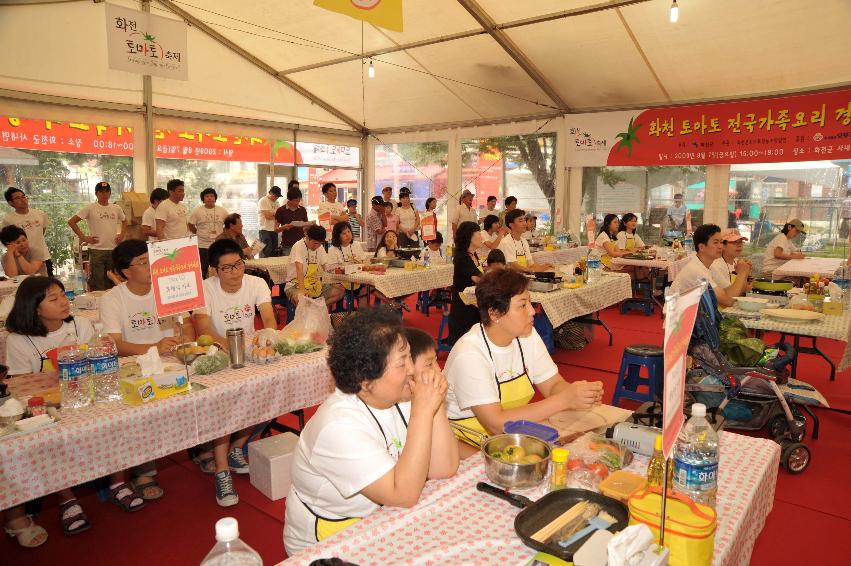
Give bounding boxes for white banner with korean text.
[106,3,188,80]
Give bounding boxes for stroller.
[684,287,828,474]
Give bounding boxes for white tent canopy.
[2,0,850,135]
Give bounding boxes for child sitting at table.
[192,238,280,507]
[486,249,506,272]
[374,229,400,258]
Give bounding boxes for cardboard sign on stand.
[420,214,437,241]
[148,236,206,318]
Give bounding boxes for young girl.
[383,202,399,233]
[595,214,629,270]
[396,188,420,248]
[375,230,400,258]
[616,212,650,280]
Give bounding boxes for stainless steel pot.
[481,433,552,489]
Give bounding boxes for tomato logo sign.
[351,0,381,9]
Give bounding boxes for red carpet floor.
[4,300,850,565]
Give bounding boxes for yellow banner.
[314,0,403,32]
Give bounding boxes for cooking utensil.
[753,278,793,292]
[395,248,422,260]
[481,433,551,489]
[761,308,825,322]
[733,296,773,312]
[558,511,617,547]
[477,483,629,561]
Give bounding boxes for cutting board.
[542,405,633,445]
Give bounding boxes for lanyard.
[479,324,528,392]
[359,398,409,460]
[512,237,525,257]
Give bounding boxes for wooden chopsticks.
[530,500,589,543]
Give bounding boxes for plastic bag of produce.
[191,349,230,375]
[281,296,331,344]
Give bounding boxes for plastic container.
[58,344,91,409]
[201,517,262,566]
[549,447,569,492]
[503,420,559,443]
[88,323,121,404]
[673,403,719,508]
[599,470,645,503]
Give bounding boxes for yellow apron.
[516,254,528,268]
[340,245,361,292]
[303,250,323,298]
[452,325,535,446]
[299,402,408,542]
[625,234,636,250]
[600,234,614,269]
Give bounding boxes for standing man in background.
[479,195,498,225]
[499,196,517,224]
[275,184,308,256]
[346,199,363,241]
[68,181,127,291]
[258,186,282,257]
[366,195,386,251]
[2,186,52,276]
[141,188,168,241]
[381,186,395,210]
[189,188,229,277]
[451,189,478,238]
[155,179,190,240]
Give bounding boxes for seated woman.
[761,219,806,278]
[3,277,130,547]
[444,269,604,454]
[448,221,484,345]
[615,213,651,281]
[480,214,506,254]
[596,213,630,270]
[284,307,458,555]
[1,225,47,276]
[326,221,366,267]
[374,229,400,258]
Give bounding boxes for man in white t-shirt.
[141,188,168,242]
[257,186,282,257]
[451,189,478,237]
[68,181,127,290]
[381,185,395,210]
[478,195,498,225]
[521,214,538,241]
[2,186,51,276]
[101,239,190,355]
[192,238,278,507]
[155,179,190,240]
[285,225,344,306]
[708,228,753,306]
[497,209,552,273]
[189,187,229,278]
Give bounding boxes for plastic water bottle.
[673,403,719,508]
[586,251,602,284]
[422,248,431,269]
[201,517,263,566]
[445,244,453,263]
[73,268,86,297]
[58,344,92,409]
[88,323,121,403]
[684,236,695,254]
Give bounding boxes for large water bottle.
[422,248,431,269]
[58,344,92,409]
[684,236,695,254]
[586,250,602,284]
[73,268,86,297]
[88,323,121,403]
[673,403,719,508]
[200,517,263,566]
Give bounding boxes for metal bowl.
[172,342,206,363]
[481,433,552,489]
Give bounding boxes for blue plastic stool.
[533,310,555,354]
[437,306,451,353]
[620,281,654,316]
[611,344,664,406]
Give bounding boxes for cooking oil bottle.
[646,435,672,488]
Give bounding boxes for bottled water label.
[89,355,119,375]
[675,460,718,491]
[59,359,89,382]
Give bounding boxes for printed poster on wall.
[661,282,704,459]
[565,87,851,166]
[148,236,206,318]
[106,3,188,80]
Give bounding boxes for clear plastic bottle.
[422,248,431,269]
[58,344,92,409]
[549,448,569,492]
[201,517,263,566]
[73,268,86,297]
[673,403,719,508]
[88,323,121,403]
[586,250,602,284]
[683,236,695,254]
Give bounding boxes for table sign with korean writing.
[148,236,206,317]
[106,3,188,80]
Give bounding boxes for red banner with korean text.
[606,88,851,165]
[0,116,135,156]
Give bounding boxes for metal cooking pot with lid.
[753,278,793,292]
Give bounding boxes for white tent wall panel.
[622,0,851,103]
[479,0,606,24]
[0,1,143,105]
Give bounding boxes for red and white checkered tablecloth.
[0,350,333,510]
[324,264,453,298]
[772,258,844,279]
[531,272,633,328]
[531,246,589,267]
[282,431,779,566]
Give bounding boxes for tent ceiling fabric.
[1,0,850,134]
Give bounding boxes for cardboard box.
[248,432,299,501]
[120,364,189,405]
[823,297,843,315]
[118,191,150,225]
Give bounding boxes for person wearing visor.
[761,219,806,278]
[709,228,753,307]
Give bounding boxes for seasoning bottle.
[27,396,46,417]
[646,435,672,488]
[550,448,569,491]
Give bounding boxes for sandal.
[109,482,146,513]
[132,478,165,501]
[195,455,216,475]
[59,498,91,535]
[5,517,48,548]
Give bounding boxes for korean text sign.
[662,282,704,459]
[106,3,188,80]
[148,236,206,318]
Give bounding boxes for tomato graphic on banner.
[148,236,206,318]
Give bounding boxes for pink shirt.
[385,213,399,232]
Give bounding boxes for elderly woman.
[444,269,604,453]
[284,307,459,555]
[448,221,484,345]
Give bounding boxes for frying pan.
[477,482,629,561]
[752,278,793,292]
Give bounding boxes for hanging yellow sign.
[314,0,403,32]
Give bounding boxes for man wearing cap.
[156,179,191,240]
[381,186,395,210]
[451,189,477,237]
[68,181,127,290]
[396,187,420,248]
[761,219,806,278]
[258,186,282,257]
[709,228,753,306]
[2,187,52,276]
[366,195,386,251]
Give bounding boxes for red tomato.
[588,463,609,479]
[565,459,585,471]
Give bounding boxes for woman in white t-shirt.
[480,213,506,254]
[327,221,367,269]
[761,220,806,277]
[317,183,348,234]
[595,213,629,270]
[444,269,604,456]
[615,212,650,280]
[374,229,400,258]
[284,309,458,556]
[395,188,420,248]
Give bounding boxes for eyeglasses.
[218,259,245,273]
